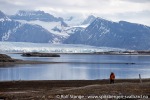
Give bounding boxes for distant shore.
[0,53,57,66]
[0,60,136,66]
[0,52,147,67]
[0,79,150,100]
[0,60,57,66]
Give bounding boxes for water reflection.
[0,64,89,80]
[0,63,150,81]
[0,54,150,81]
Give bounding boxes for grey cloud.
[121,0,150,3]
[116,10,150,20]
[98,10,150,26]
[0,0,150,26]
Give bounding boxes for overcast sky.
[0,0,150,26]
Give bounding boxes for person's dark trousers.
[110,79,114,84]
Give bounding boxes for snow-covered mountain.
[65,15,96,28]
[0,11,11,21]
[15,20,69,36]
[10,10,88,38]
[1,10,150,50]
[10,10,63,22]
[63,15,92,34]
[64,17,150,50]
[0,10,87,43]
[64,16,84,26]
[10,10,70,36]
[81,15,96,25]
[0,11,64,43]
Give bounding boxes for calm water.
[0,54,150,81]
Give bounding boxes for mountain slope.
[0,11,63,43]
[81,15,96,25]
[7,24,56,43]
[2,10,150,50]
[10,10,79,38]
[10,10,63,22]
[64,18,150,50]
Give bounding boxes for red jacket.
[110,73,115,80]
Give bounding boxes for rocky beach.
[0,79,150,100]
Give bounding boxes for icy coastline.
[0,42,125,53]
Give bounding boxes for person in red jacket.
[110,72,115,84]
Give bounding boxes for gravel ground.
[0,79,150,100]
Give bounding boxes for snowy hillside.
[11,10,89,38]
[81,15,96,25]
[64,15,95,28]
[65,17,150,50]
[64,16,85,26]
[1,10,150,50]
[0,42,125,53]
[0,11,12,22]
[16,20,69,37]
[0,10,91,44]
[10,10,63,22]
[0,11,67,43]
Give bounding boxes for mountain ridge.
[1,10,150,50]
[10,10,63,22]
[64,17,150,50]
[0,11,65,43]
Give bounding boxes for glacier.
[16,20,69,37]
[15,20,88,40]
[0,42,125,53]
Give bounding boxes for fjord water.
[0,54,150,81]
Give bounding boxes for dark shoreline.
[0,79,150,100]
[0,60,136,66]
